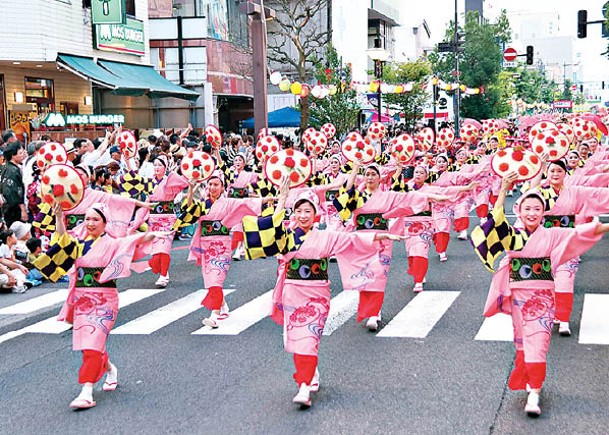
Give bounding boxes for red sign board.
[503,47,518,62]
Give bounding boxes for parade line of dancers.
[26,120,609,417]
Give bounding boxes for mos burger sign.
[43,113,125,127]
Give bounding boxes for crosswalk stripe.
[323,291,359,336]
[192,290,272,336]
[376,291,461,338]
[0,289,164,345]
[112,289,235,335]
[0,289,69,315]
[474,313,513,341]
[579,294,609,345]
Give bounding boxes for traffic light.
[580,85,584,93]
[578,10,588,38]
[526,46,534,65]
[603,81,606,90]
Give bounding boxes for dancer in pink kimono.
[33,203,167,410]
[123,155,189,287]
[242,184,401,408]
[470,171,609,417]
[387,164,477,292]
[33,164,154,238]
[333,160,447,330]
[173,170,266,327]
[523,159,609,336]
[215,151,259,260]
[310,154,349,230]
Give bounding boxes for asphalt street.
[1,197,609,435]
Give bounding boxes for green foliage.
[512,67,559,104]
[430,9,515,119]
[381,58,432,130]
[308,45,360,137]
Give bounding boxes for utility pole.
[239,0,276,134]
[453,0,460,138]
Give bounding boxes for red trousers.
[357,291,384,322]
[507,350,547,390]
[554,292,574,323]
[476,204,489,219]
[293,354,318,385]
[434,232,450,254]
[407,256,428,284]
[453,217,469,232]
[78,350,109,384]
[149,253,170,276]
[231,231,244,251]
[202,286,223,310]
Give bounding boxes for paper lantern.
[269,71,282,85]
[279,79,291,92]
[299,84,310,98]
[290,82,302,95]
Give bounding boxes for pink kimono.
[484,221,601,390]
[142,172,188,256]
[275,230,379,356]
[66,188,140,238]
[54,233,152,351]
[188,197,262,289]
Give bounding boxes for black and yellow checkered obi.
[286,258,329,281]
[542,214,574,228]
[325,189,339,202]
[66,214,85,231]
[200,220,230,237]
[228,186,249,198]
[76,267,117,288]
[355,213,388,231]
[152,201,175,215]
[510,257,552,282]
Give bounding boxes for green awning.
[57,54,199,101]
[99,60,199,101]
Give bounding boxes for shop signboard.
[91,0,125,25]
[94,17,145,56]
[43,113,125,127]
[9,111,30,141]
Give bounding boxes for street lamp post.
[366,38,390,128]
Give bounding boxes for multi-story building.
[149,0,254,131]
[266,0,404,112]
[0,0,198,140]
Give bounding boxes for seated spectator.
[9,221,31,264]
[0,230,31,293]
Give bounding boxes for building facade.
[149,0,254,132]
[0,0,196,141]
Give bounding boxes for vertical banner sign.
[91,0,125,25]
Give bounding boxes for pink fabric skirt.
[148,214,177,256]
[199,236,233,289]
[282,280,331,356]
[511,287,554,364]
[72,286,119,353]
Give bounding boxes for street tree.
[381,58,432,131]
[430,9,513,120]
[266,0,330,130]
[308,45,360,138]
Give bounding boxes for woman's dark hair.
[0,230,14,245]
[548,159,567,172]
[520,193,545,209]
[294,198,316,212]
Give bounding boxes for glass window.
[24,77,55,113]
[228,0,249,47]
[172,0,205,17]
[126,0,136,16]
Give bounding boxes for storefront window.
[228,0,249,47]
[173,0,205,17]
[25,77,55,114]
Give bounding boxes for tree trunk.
[300,95,310,131]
